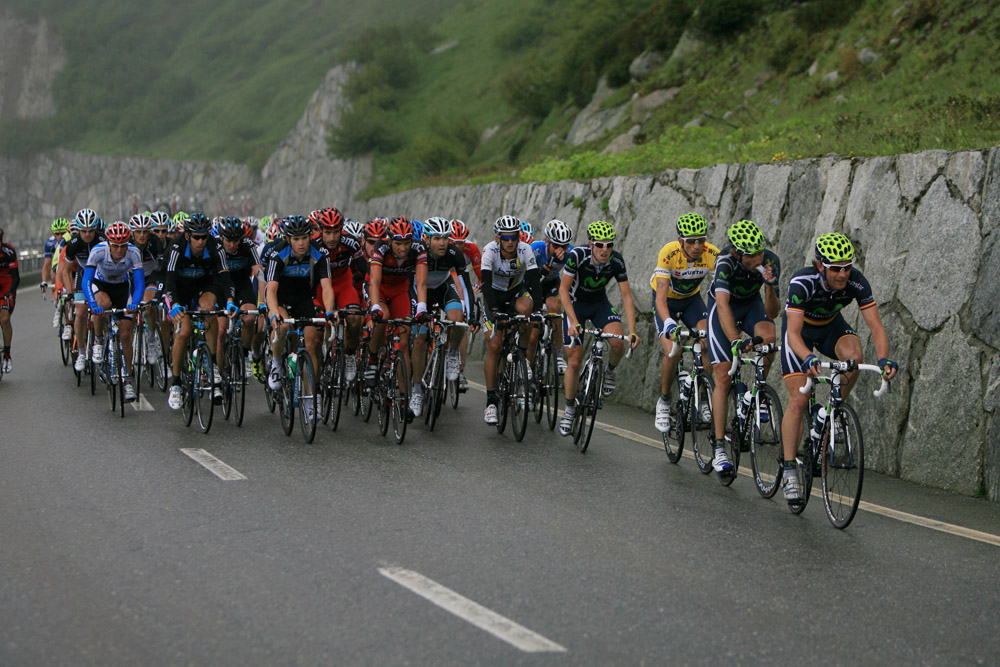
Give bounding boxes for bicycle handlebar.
[727,336,764,377]
[799,361,890,398]
[667,327,707,358]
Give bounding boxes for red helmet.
[364,217,387,241]
[314,207,344,231]
[105,221,132,245]
[450,219,469,241]
[387,216,413,240]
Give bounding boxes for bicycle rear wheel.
[426,347,445,432]
[231,343,247,426]
[663,387,686,463]
[59,310,72,365]
[181,356,195,427]
[822,403,864,529]
[544,341,559,431]
[789,435,814,515]
[509,350,529,442]
[717,386,742,486]
[297,351,318,443]
[750,385,784,498]
[690,371,715,474]
[391,356,409,445]
[328,346,346,431]
[195,346,215,433]
[149,325,168,391]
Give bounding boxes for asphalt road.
[2,287,999,666]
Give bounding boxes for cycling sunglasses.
[498,233,520,241]
[189,234,210,241]
[683,236,707,245]
[822,262,853,273]
[592,241,614,249]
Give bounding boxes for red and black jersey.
[323,235,363,279]
[0,242,19,296]
[370,241,426,288]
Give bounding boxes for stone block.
[901,317,983,495]
[749,164,791,241]
[970,232,1000,350]
[631,88,679,123]
[696,163,728,207]
[945,150,986,205]
[898,177,979,330]
[775,162,823,269]
[844,156,907,305]
[897,150,948,201]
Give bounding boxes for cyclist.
[82,221,145,401]
[779,232,898,503]
[343,219,364,241]
[558,220,640,435]
[703,220,781,473]
[367,216,427,416]
[129,213,167,341]
[41,217,70,297]
[411,217,474,404]
[519,220,534,245]
[529,219,574,372]
[62,209,105,373]
[480,215,540,425]
[169,212,188,241]
[264,215,335,421]
[163,213,238,410]
[149,211,171,245]
[311,207,364,381]
[450,219,481,390]
[217,217,263,377]
[0,225,19,373]
[651,213,719,432]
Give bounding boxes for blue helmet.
[410,219,423,241]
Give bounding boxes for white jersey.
[481,240,537,292]
[86,242,143,284]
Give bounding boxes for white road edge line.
[378,566,566,653]
[466,380,1000,548]
[180,448,247,481]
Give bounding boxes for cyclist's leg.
[562,314,584,403]
[779,317,814,464]
[92,290,111,339]
[545,295,564,349]
[828,317,863,398]
[171,311,192,378]
[656,293,683,399]
[270,305,291,359]
[514,293,533,361]
[198,291,220,356]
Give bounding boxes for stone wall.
[352,149,1000,500]
[0,12,65,120]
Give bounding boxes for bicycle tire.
[750,384,784,498]
[495,356,509,435]
[88,329,97,396]
[231,343,246,427]
[132,326,144,399]
[195,345,215,434]
[717,386,743,486]
[510,349,529,442]
[279,356,295,436]
[150,324,168,392]
[690,370,715,474]
[789,433,814,515]
[577,362,602,454]
[263,347,278,414]
[377,354,390,437]
[822,403,864,529]
[391,355,409,445]
[297,351,318,444]
[221,343,235,421]
[59,309,72,365]
[105,338,117,413]
[181,354,195,427]
[571,363,589,445]
[422,346,438,426]
[427,347,445,431]
[663,389,686,463]
[532,350,545,425]
[114,335,126,418]
[73,337,82,385]
[329,344,346,431]
[545,340,560,431]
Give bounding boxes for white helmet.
[494,215,520,235]
[423,216,452,237]
[544,219,573,244]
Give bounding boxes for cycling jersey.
[562,246,629,301]
[82,242,145,308]
[164,235,234,307]
[459,241,482,281]
[43,235,60,259]
[710,247,780,304]
[265,240,331,295]
[649,240,720,298]
[481,240,536,292]
[324,235,363,279]
[531,240,574,287]
[370,241,426,289]
[223,238,262,289]
[0,242,20,300]
[785,266,875,326]
[133,234,166,287]
[63,233,104,292]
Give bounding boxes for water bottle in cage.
[734,381,749,418]
[678,371,691,402]
[809,405,827,441]
[288,352,297,379]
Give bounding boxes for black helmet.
[185,213,212,234]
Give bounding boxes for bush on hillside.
[691,0,762,39]
[326,99,403,157]
[502,65,557,120]
[794,0,859,33]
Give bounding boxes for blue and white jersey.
[86,242,143,284]
[531,240,574,286]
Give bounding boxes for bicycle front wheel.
[510,351,529,442]
[690,371,715,474]
[279,357,295,436]
[114,336,125,418]
[544,341,560,431]
[426,347,445,432]
[328,345,346,430]
[577,362,602,454]
[750,384,784,498]
[181,357,195,427]
[230,344,247,426]
[59,308,72,365]
[822,403,864,529]
[297,351,318,443]
[391,355,409,445]
[717,386,743,486]
[195,345,215,433]
[532,350,545,425]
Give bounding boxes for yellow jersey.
[649,241,720,299]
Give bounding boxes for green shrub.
[326,100,403,157]
[502,65,557,120]
[794,0,858,33]
[691,0,762,39]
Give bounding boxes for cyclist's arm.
[368,262,383,307]
[860,304,894,377]
[525,266,541,308]
[415,262,428,306]
[41,254,52,284]
[480,269,497,314]
[653,277,671,326]
[617,278,639,344]
[320,277,335,314]
[264,280,280,320]
[82,266,98,307]
[130,268,145,306]
[763,284,780,320]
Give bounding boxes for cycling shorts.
[377,280,414,320]
[563,298,620,347]
[652,292,707,332]
[706,296,773,365]
[780,313,858,377]
[93,278,131,310]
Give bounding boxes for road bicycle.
[276,317,327,443]
[420,315,469,432]
[373,318,412,445]
[531,312,563,431]
[723,338,783,492]
[55,291,74,366]
[491,314,532,442]
[569,328,630,454]
[134,299,168,395]
[791,360,890,528]
[98,308,133,418]
[321,308,361,431]
[178,310,226,433]
[220,309,259,427]
[663,328,715,472]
